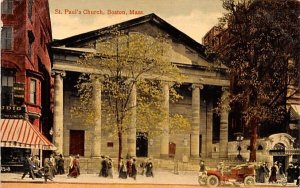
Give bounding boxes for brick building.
[1,0,55,170]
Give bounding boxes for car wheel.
[207,175,219,187]
[198,174,207,185]
[244,176,255,186]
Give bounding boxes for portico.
[50,14,230,163]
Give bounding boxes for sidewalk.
[1,170,298,187]
[1,170,198,185]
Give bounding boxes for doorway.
[272,143,287,170]
[136,132,148,157]
[69,130,85,156]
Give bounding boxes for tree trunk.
[118,130,122,170]
[249,118,258,162]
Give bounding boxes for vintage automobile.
[198,163,256,187]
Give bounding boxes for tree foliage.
[217,0,300,161]
[71,30,190,160]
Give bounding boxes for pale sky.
[48,0,225,44]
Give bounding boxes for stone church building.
[50,14,297,171]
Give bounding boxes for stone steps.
[63,157,243,174]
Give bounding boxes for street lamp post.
[236,133,244,161]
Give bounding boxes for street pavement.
[1,170,298,188]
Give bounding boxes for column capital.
[160,80,175,88]
[221,86,230,92]
[91,74,105,81]
[51,70,66,77]
[190,83,204,90]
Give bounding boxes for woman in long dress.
[118,158,127,179]
[67,156,80,178]
[145,158,154,177]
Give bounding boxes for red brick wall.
[1,0,53,133]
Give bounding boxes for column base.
[91,156,101,158]
[219,156,228,160]
[190,155,200,159]
[160,154,169,159]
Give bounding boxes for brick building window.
[28,30,35,58]
[1,72,15,106]
[28,0,33,21]
[1,27,13,50]
[1,0,13,14]
[30,79,36,104]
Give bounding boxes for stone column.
[219,87,229,159]
[92,77,102,157]
[191,84,203,158]
[127,83,137,157]
[206,100,213,158]
[160,82,170,158]
[52,70,65,155]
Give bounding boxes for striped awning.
[0,119,56,150]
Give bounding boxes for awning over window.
[290,105,300,121]
[0,119,56,150]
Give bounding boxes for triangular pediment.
[51,13,227,69]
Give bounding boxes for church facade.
[50,14,231,163]
[50,14,298,172]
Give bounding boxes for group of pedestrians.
[21,153,66,183]
[265,161,299,186]
[98,155,154,180]
[99,155,114,178]
[253,161,300,186]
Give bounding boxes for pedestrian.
[42,158,53,183]
[31,155,42,178]
[286,163,294,183]
[100,155,108,177]
[294,163,299,183]
[269,163,277,183]
[199,160,206,173]
[262,162,270,183]
[217,162,224,176]
[57,154,65,174]
[99,155,104,177]
[32,155,40,168]
[278,163,285,180]
[107,157,113,178]
[118,158,127,179]
[145,158,154,177]
[126,156,133,177]
[131,158,137,180]
[21,155,35,180]
[54,153,60,175]
[67,155,80,178]
[49,154,56,177]
[258,162,267,183]
[140,158,147,175]
[296,163,300,186]
[68,156,74,174]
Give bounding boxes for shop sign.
[13,83,25,104]
[1,105,26,119]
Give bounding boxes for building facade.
[50,14,231,167]
[1,0,54,169]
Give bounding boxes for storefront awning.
[0,119,56,150]
[290,104,300,121]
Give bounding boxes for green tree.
[217,0,299,161]
[72,30,190,162]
